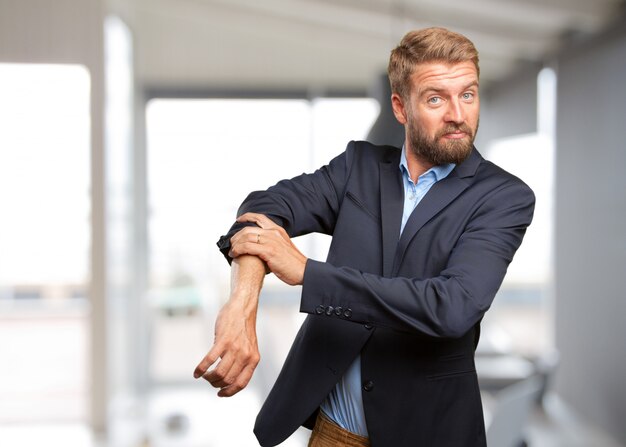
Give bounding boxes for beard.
[407,118,478,166]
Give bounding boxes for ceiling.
[109,0,625,93]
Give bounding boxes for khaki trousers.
[308,412,370,447]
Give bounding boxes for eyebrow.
[462,81,480,91]
[418,81,479,97]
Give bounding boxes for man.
[194,27,535,446]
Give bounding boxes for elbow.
[435,300,486,339]
[436,322,471,339]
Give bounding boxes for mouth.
[441,131,467,140]
[437,123,474,140]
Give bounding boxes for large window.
[144,97,377,445]
[146,97,378,312]
[0,64,91,422]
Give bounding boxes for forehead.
[410,61,478,94]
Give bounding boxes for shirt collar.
[399,145,456,182]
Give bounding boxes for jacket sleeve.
[216,141,356,262]
[299,181,535,338]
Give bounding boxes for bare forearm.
[229,254,266,311]
[193,255,265,396]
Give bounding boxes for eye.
[427,96,442,105]
[462,92,474,101]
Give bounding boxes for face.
[392,61,480,166]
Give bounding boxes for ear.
[391,93,408,125]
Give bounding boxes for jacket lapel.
[379,160,403,278]
[391,148,483,275]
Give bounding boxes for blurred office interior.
[1,0,625,446]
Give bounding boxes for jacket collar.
[379,147,483,277]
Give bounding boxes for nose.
[444,99,464,124]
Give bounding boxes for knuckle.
[213,366,226,380]
[244,348,258,362]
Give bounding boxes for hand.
[193,256,263,397]
[229,212,307,286]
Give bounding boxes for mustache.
[436,123,474,138]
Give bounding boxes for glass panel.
[0,63,91,422]
[146,98,314,382]
[144,97,377,445]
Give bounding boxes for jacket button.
[325,306,334,316]
[315,305,325,315]
[343,308,353,318]
[364,323,373,330]
[335,307,343,316]
[363,380,374,392]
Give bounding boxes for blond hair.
[388,27,480,100]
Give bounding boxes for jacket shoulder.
[472,157,536,209]
[479,158,533,190]
[348,140,401,164]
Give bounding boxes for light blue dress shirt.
[319,147,455,436]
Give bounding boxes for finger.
[218,363,258,397]
[237,213,278,230]
[205,342,259,391]
[193,344,223,379]
[230,229,276,256]
[205,345,234,377]
[203,352,239,388]
[229,240,267,259]
[229,226,252,247]
[230,226,270,247]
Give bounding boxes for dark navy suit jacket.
[217,141,535,447]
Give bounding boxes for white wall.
[554,23,626,445]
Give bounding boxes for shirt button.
[363,380,374,392]
[325,306,334,316]
[364,323,373,330]
[343,308,353,319]
[315,305,325,315]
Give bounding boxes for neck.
[404,143,434,183]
